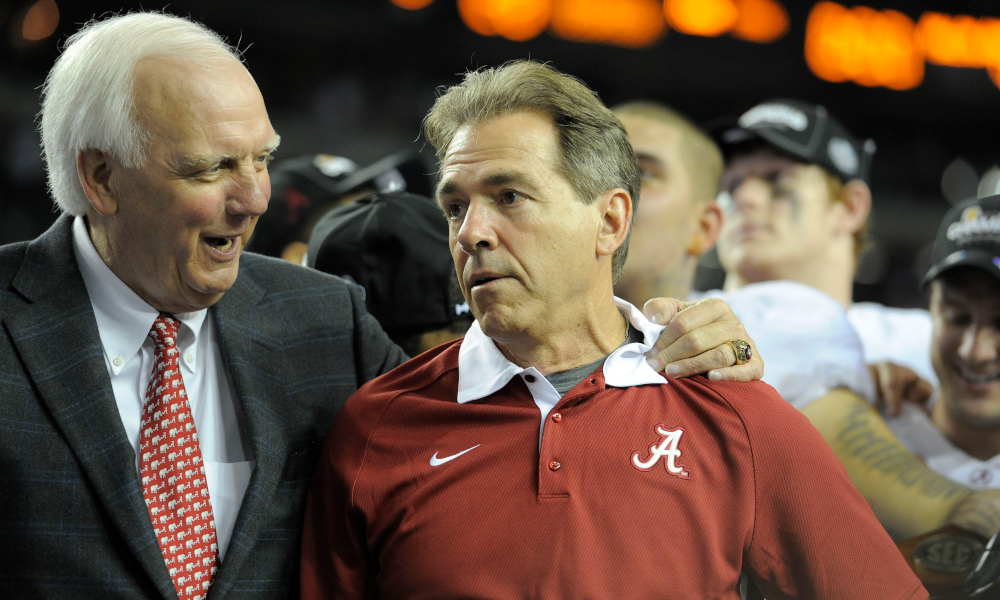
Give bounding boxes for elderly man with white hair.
[0,11,764,600]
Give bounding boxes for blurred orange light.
[550,0,664,48]
[664,0,738,37]
[917,12,1000,71]
[22,0,59,42]
[457,0,551,42]
[805,2,922,91]
[390,0,434,9]
[731,0,788,43]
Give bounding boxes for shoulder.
[0,240,30,282]
[667,376,821,446]
[353,338,462,402]
[238,251,357,295]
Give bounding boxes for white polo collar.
[71,216,208,375]
[456,297,668,404]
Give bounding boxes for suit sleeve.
[735,383,928,599]
[301,386,385,600]
[347,282,409,383]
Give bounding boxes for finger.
[868,365,886,413]
[646,298,736,361]
[904,378,935,411]
[642,297,690,329]
[879,364,907,418]
[707,360,765,383]
[658,345,734,379]
[646,324,730,372]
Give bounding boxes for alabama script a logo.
[631,424,690,479]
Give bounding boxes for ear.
[686,200,722,257]
[596,188,633,258]
[77,148,119,217]
[834,179,871,235]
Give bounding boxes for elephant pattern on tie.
[140,314,218,600]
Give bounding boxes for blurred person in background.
[248,151,432,264]
[614,98,1000,547]
[890,195,1000,490]
[712,98,935,400]
[301,60,925,600]
[307,190,475,356]
[612,101,723,304]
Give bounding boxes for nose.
[729,177,771,212]
[228,164,270,218]
[456,199,498,254]
[959,326,1000,364]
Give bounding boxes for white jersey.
[847,302,937,388]
[699,281,875,409]
[888,404,1000,489]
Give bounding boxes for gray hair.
[423,60,640,283]
[40,12,242,215]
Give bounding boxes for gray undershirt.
[545,324,644,396]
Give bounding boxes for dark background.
[2,0,998,306]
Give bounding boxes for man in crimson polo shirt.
[300,61,926,599]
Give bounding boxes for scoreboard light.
[664,0,738,37]
[549,0,665,48]
[806,2,1000,91]
[916,12,1000,71]
[805,2,922,90]
[391,0,436,9]
[730,0,789,43]
[22,0,60,41]
[457,0,552,41]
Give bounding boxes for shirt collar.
[71,216,208,375]
[456,297,668,404]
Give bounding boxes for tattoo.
[834,403,965,500]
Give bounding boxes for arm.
[801,388,1000,540]
[736,384,927,599]
[642,296,764,382]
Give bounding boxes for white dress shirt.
[457,297,669,445]
[72,216,253,560]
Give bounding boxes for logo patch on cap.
[828,137,859,176]
[738,103,809,132]
[946,205,1000,245]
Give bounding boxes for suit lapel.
[209,264,289,596]
[4,216,177,599]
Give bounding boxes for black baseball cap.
[307,191,471,337]
[712,98,876,183]
[249,151,433,258]
[923,194,1000,286]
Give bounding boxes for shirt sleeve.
[300,387,385,600]
[733,381,928,599]
[720,281,876,409]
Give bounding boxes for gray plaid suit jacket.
[0,215,408,599]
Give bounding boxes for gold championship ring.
[725,340,753,366]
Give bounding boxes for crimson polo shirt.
[301,303,926,600]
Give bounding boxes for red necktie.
[139,314,218,600]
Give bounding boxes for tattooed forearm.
[834,403,966,500]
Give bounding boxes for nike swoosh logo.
[430,444,481,467]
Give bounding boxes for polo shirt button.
[549,460,561,471]
[551,413,562,423]
[524,374,536,383]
